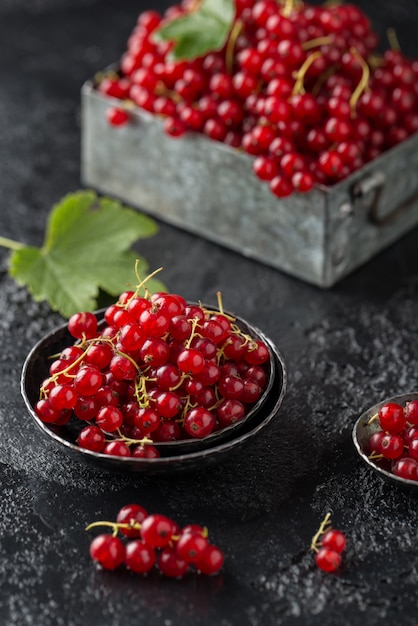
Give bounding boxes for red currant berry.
[140,514,175,548]
[177,348,205,375]
[35,399,62,423]
[96,406,124,432]
[109,354,137,381]
[74,396,99,421]
[405,401,418,426]
[158,547,189,578]
[380,433,404,460]
[116,503,148,537]
[176,531,209,564]
[68,312,98,339]
[245,340,269,365]
[409,439,418,461]
[163,116,186,138]
[378,403,406,433]
[77,425,106,452]
[85,343,113,369]
[184,407,215,438]
[134,406,161,434]
[131,444,161,458]
[74,366,103,397]
[270,174,293,198]
[321,529,346,553]
[217,399,245,426]
[315,547,341,572]
[195,544,224,575]
[392,457,418,481]
[106,107,129,127]
[103,441,131,457]
[368,430,385,455]
[48,384,78,410]
[89,534,125,570]
[125,540,156,574]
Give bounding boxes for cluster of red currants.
[367,400,418,481]
[34,281,270,458]
[87,503,224,577]
[311,513,346,572]
[99,0,417,198]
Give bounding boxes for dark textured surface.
[0,1,417,625]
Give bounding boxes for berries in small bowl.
[21,281,286,472]
[352,392,418,489]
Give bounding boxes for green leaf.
[9,190,166,318]
[155,0,235,60]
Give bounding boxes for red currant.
[89,534,125,570]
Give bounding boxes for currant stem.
[226,19,243,75]
[310,512,332,552]
[113,429,153,446]
[85,520,141,537]
[155,83,182,104]
[367,413,378,426]
[292,51,322,95]
[133,261,164,298]
[134,375,151,407]
[0,236,25,251]
[349,47,370,115]
[282,0,295,18]
[40,345,91,393]
[368,451,384,460]
[386,27,401,52]
[302,36,333,51]
[216,291,224,315]
[185,317,201,349]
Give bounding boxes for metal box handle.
[352,171,418,226]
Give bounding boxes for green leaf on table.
[154,0,235,60]
[9,190,166,318]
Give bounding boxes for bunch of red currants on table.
[87,503,224,576]
[99,0,417,198]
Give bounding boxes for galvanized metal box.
[81,79,418,287]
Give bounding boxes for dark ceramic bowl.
[21,308,287,473]
[352,392,418,491]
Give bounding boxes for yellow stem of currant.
[133,261,164,298]
[310,512,332,552]
[281,0,295,17]
[349,47,370,115]
[292,51,322,95]
[40,345,91,395]
[302,36,333,51]
[387,27,401,52]
[113,429,153,446]
[134,375,150,407]
[85,520,141,537]
[368,452,384,460]
[367,413,379,426]
[185,316,202,349]
[216,291,224,315]
[226,19,243,75]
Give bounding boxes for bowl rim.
[21,306,287,469]
[352,391,418,488]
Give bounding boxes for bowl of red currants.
[352,392,418,490]
[21,289,287,473]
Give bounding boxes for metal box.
[81,79,418,287]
